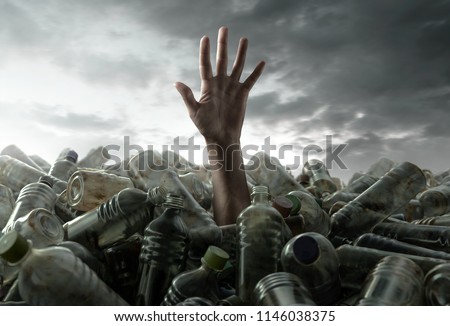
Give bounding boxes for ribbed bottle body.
[19,246,128,305]
[331,162,426,239]
[136,207,189,305]
[237,204,283,303]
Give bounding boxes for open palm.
[175,27,265,146]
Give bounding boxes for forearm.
[206,141,250,226]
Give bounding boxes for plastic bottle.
[372,222,450,253]
[245,152,307,197]
[423,263,450,305]
[365,157,397,178]
[1,144,43,172]
[411,213,450,226]
[218,224,237,267]
[322,192,359,213]
[353,233,450,261]
[179,172,212,211]
[342,174,379,194]
[136,194,189,306]
[302,159,337,197]
[3,176,57,234]
[162,245,229,305]
[236,185,284,304]
[0,155,67,194]
[63,186,166,251]
[48,150,78,182]
[67,169,134,212]
[336,244,448,291]
[418,182,450,217]
[29,154,51,173]
[330,161,426,239]
[128,167,221,259]
[281,232,341,305]
[0,184,15,230]
[12,208,64,248]
[356,256,424,306]
[287,190,330,236]
[103,234,142,304]
[0,230,128,305]
[77,146,111,169]
[252,272,316,306]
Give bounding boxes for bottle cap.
[66,150,79,163]
[272,196,293,218]
[39,175,54,187]
[293,234,320,264]
[0,231,30,264]
[284,194,302,215]
[201,246,229,271]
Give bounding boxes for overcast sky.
[1,0,449,182]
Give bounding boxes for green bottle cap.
[284,194,302,215]
[201,246,229,271]
[0,231,30,264]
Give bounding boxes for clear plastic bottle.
[322,192,359,213]
[252,272,316,306]
[365,157,397,178]
[63,186,167,251]
[236,186,284,304]
[281,232,341,305]
[12,208,64,248]
[67,169,134,212]
[336,244,448,291]
[302,159,337,197]
[48,150,78,182]
[0,155,67,194]
[342,174,379,194]
[353,233,450,261]
[136,194,189,306]
[0,184,15,230]
[356,256,424,306]
[162,245,229,305]
[330,161,426,240]
[128,167,221,259]
[1,144,43,172]
[372,222,450,253]
[418,182,450,217]
[0,230,128,305]
[3,176,57,234]
[245,152,307,197]
[411,213,450,226]
[423,263,450,306]
[179,172,212,211]
[287,190,330,236]
[218,224,237,267]
[77,146,111,169]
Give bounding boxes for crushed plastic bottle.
[48,150,78,182]
[330,162,426,239]
[3,176,57,234]
[0,230,128,305]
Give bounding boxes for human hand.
[174,26,265,146]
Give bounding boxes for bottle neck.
[252,192,270,205]
[8,241,33,267]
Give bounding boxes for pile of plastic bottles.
[0,143,449,306]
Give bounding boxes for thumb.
[174,82,198,117]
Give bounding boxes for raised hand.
[175,26,265,146]
[174,27,265,226]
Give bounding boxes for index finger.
[199,36,213,81]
